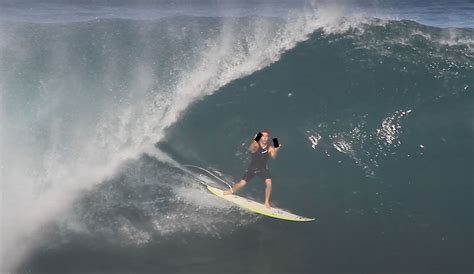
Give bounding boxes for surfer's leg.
[224,169,255,195]
[223,180,246,195]
[264,178,272,209]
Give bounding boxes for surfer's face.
[261,132,269,143]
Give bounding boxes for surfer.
[223,129,281,208]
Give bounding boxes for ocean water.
[1,1,473,273]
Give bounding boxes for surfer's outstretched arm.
[269,144,282,159]
[249,140,258,153]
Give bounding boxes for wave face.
[1,11,330,272]
[1,3,473,274]
[160,19,473,273]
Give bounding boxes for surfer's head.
[260,129,270,143]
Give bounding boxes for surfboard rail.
[206,185,315,222]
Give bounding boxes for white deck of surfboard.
[207,185,315,222]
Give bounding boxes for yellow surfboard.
[206,185,315,222]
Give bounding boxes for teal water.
[1,2,473,274]
[157,20,474,272]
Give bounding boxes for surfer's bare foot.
[223,189,232,195]
[265,202,271,209]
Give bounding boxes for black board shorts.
[241,168,271,182]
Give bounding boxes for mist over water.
[1,1,473,273]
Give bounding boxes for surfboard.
[206,185,315,222]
